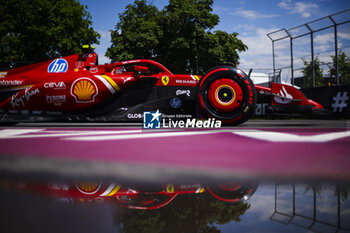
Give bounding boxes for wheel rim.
[208,78,243,113]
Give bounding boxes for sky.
[80,0,350,77]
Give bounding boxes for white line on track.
[0,128,350,143]
[234,130,350,142]
[64,129,350,143]
[0,129,143,139]
[64,129,230,141]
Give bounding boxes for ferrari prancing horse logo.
[166,184,174,193]
[162,76,169,86]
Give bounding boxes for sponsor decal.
[166,184,175,193]
[161,76,169,86]
[20,110,29,115]
[0,72,7,78]
[46,95,66,105]
[48,58,68,73]
[11,93,26,107]
[32,110,43,115]
[0,80,24,86]
[71,78,98,103]
[44,81,66,89]
[180,184,202,189]
[76,61,84,68]
[196,187,205,193]
[94,75,120,94]
[75,182,101,195]
[143,110,162,129]
[175,79,196,84]
[244,79,254,105]
[74,68,79,72]
[89,67,98,73]
[10,87,39,107]
[25,88,40,100]
[274,86,292,104]
[8,109,18,114]
[170,97,182,109]
[176,89,191,97]
[190,75,200,80]
[255,103,268,116]
[122,77,132,84]
[99,184,122,197]
[49,184,70,191]
[332,91,348,112]
[259,90,270,95]
[46,111,63,115]
[95,198,104,204]
[127,113,143,119]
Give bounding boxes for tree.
[106,0,247,74]
[196,30,247,73]
[0,0,100,65]
[106,0,162,62]
[328,51,350,86]
[116,193,251,233]
[301,57,325,88]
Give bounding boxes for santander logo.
[274,86,293,104]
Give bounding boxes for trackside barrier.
[302,85,350,118]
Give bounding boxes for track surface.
[0,120,349,182]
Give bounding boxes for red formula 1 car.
[0,46,323,125]
[0,179,258,210]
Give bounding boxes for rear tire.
[197,65,256,125]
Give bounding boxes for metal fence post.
[285,30,294,86]
[305,24,315,88]
[272,41,276,81]
[329,16,339,86]
[267,33,276,82]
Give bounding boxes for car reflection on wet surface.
[0,179,349,233]
[0,120,349,232]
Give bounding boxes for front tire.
[197,65,256,125]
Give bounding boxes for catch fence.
[267,9,350,88]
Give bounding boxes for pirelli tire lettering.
[196,65,256,125]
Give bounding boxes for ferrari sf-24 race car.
[0,46,323,125]
[0,179,258,210]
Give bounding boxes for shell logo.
[71,78,98,103]
[75,182,102,195]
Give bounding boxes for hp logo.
[48,59,68,73]
[170,98,182,109]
